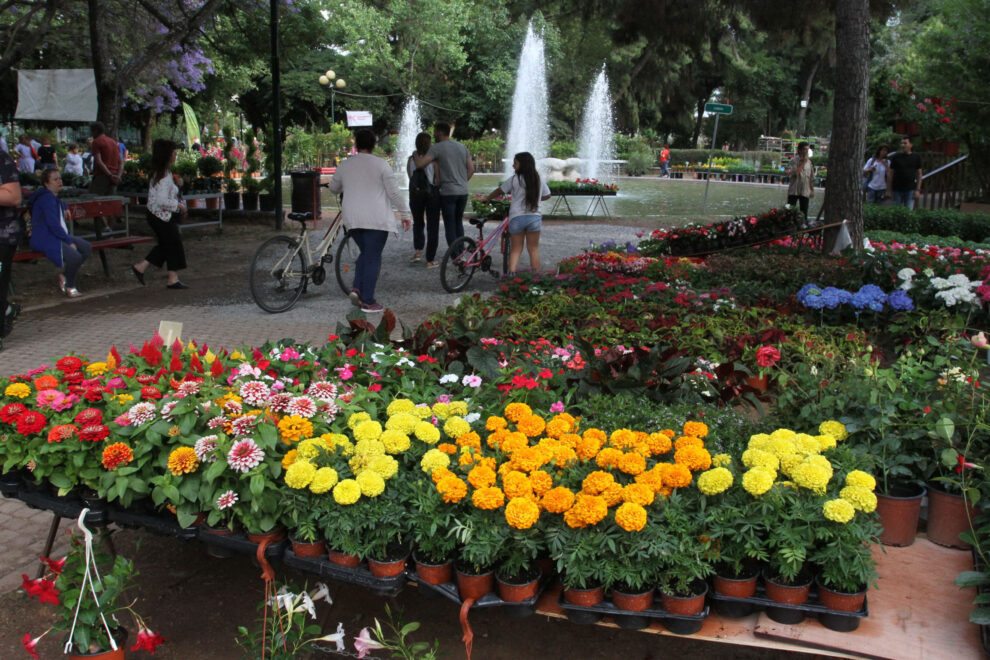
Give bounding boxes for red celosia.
[210,358,224,378]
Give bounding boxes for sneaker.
[425,261,439,269]
[65,287,82,298]
[349,288,361,307]
[361,302,384,313]
[410,253,422,263]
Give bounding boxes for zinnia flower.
[101,443,134,470]
[167,447,200,475]
[227,439,264,473]
[4,383,31,399]
[15,411,48,435]
[216,490,238,510]
[194,435,219,462]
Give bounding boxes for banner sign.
[346,111,373,127]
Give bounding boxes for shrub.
[625,145,655,176]
[863,205,990,242]
[550,141,577,159]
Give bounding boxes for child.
[484,152,551,273]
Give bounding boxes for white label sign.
[346,111,373,127]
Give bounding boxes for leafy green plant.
[236,582,340,660]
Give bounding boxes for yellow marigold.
[278,415,314,444]
[354,438,386,458]
[438,442,458,455]
[792,456,833,493]
[296,439,323,460]
[697,467,734,495]
[502,471,534,499]
[614,502,647,532]
[486,416,508,431]
[322,433,354,455]
[766,436,798,459]
[86,361,108,375]
[840,485,877,512]
[456,431,482,450]
[431,402,451,420]
[609,428,637,449]
[354,420,384,442]
[530,470,553,496]
[285,460,317,489]
[4,383,31,398]
[582,470,615,495]
[661,463,694,489]
[742,467,776,496]
[595,447,623,469]
[386,398,416,416]
[385,413,418,434]
[622,483,655,507]
[504,402,532,423]
[683,421,709,438]
[421,448,450,474]
[646,433,673,455]
[845,470,876,491]
[635,468,665,493]
[468,464,497,489]
[381,429,411,454]
[517,414,546,438]
[472,486,505,510]
[816,434,838,452]
[819,420,849,442]
[711,453,732,468]
[778,453,803,477]
[794,434,821,455]
[505,497,540,529]
[333,479,362,505]
[356,470,386,497]
[167,447,199,476]
[449,400,468,416]
[564,494,608,528]
[432,467,455,484]
[575,435,602,461]
[747,433,770,451]
[436,475,467,503]
[601,483,623,507]
[742,448,779,471]
[674,435,704,451]
[414,421,441,444]
[823,498,855,523]
[412,404,433,419]
[674,445,712,472]
[443,416,471,439]
[367,455,399,480]
[769,428,797,443]
[347,412,371,430]
[281,449,299,469]
[542,486,575,513]
[309,467,339,494]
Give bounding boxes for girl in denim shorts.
[484,152,551,273]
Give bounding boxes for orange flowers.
[167,447,200,475]
[505,497,540,529]
[467,464,497,489]
[564,494,608,528]
[683,421,709,438]
[674,445,712,472]
[471,486,505,510]
[101,443,134,470]
[437,475,468,503]
[615,502,647,532]
[47,424,78,443]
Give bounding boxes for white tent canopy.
[15,69,98,122]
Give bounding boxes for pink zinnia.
[230,415,258,436]
[177,381,201,396]
[227,439,264,473]
[239,381,270,406]
[307,381,338,402]
[286,396,317,418]
[128,401,157,425]
[194,435,219,462]
[216,490,238,510]
[35,389,65,410]
[207,415,226,429]
[268,393,292,413]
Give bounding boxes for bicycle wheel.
[440,236,479,293]
[334,229,361,296]
[249,235,308,313]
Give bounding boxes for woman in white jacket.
[328,129,411,312]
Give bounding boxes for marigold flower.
[486,416,508,431]
[516,414,546,438]
[500,433,527,454]
[467,465,497,489]
[595,447,623,469]
[436,475,468,503]
[278,415,314,444]
[840,485,878,512]
[646,433,673,455]
[505,497,540,529]
[443,416,471,439]
[353,420,384,442]
[697,467,733,495]
[617,452,647,475]
[564,494,608,528]
[472,486,505,510]
[542,486,575,513]
[367,455,399,479]
[819,420,848,442]
[635,467,665,493]
[310,467,339,493]
[816,434,838,452]
[622,483,655,507]
[385,412,418,434]
[333,479,362,505]
[348,412,371,429]
[575,435,601,461]
[660,463,693,489]
[674,435,704,450]
[794,433,821,455]
[792,456,833,493]
[285,461,317,489]
[823,498,855,523]
[356,470,386,497]
[420,448,450,474]
[354,438,386,458]
[742,467,776,496]
[845,470,877,491]
[504,402,532,423]
[432,467,455,484]
[615,502,647,532]
[601,483,622,507]
[545,418,570,439]
[682,421,709,438]
[102,443,134,470]
[296,439,322,460]
[747,433,770,451]
[458,449,477,466]
[581,470,615,495]
[503,471,534,499]
[4,383,31,398]
[551,445,578,468]
[386,398,416,416]
[414,421,441,444]
[167,447,200,475]
[711,453,732,468]
[529,470,553,496]
[456,431,482,451]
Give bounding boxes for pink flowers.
[550,401,565,413]
[227,439,264,473]
[194,435,219,462]
[216,489,238,509]
[286,396,317,418]
[756,346,781,368]
[240,380,271,406]
[354,627,385,658]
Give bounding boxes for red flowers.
[56,356,84,373]
[956,455,978,473]
[39,556,66,575]
[15,411,48,435]
[74,408,103,426]
[756,346,781,368]
[0,402,27,424]
[79,424,111,442]
[130,626,165,654]
[140,386,163,400]
[20,574,60,604]
[102,443,134,470]
[22,633,41,659]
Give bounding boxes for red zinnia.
[61,370,85,384]
[136,374,157,386]
[140,386,162,400]
[47,424,78,443]
[16,411,48,435]
[79,424,110,442]
[83,387,106,402]
[74,408,103,426]
[0,403,28,424]
[56,356,84,373]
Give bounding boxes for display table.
[548,190,617,219]
[129,191,224,231]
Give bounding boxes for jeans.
[144,210,187,271]
[509,214,542,234]
[660,161,670,177]
[61,236,93,287]
[891,189,915,210]
[351,228,388,304]
[787,194,809,218]
[439,194,467,247]
[410,189,441,261]
[866,188,886,204]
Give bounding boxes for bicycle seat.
[287,212,313,224]
[469,217,494,227]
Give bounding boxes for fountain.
[395,97,422,188]
[577,65,616,183]
[504,23,550,176]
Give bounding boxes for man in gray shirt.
[413,122,474,247]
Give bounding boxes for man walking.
[412,122,474,247]
[89,122,122,195]
[886,136,923,210]
[659,144,671,177]
[0,147,23,350]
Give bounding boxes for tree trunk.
[824,0,870,251]
[796,53,823,136]
[87,0,121,134]
[692,97,706,148]
[141,109,154,153]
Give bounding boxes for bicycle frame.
[273,211,347,276]
[460,216,510,269]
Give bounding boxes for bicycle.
[249,204,364,313]
[439,215,511,293]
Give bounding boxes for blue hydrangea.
[821,287,846,310]
[803,294,826,310]
[887,289,914,311]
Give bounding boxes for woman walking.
[786,141,815,219]
[132,139,189,289]
[863,145,889,204]
[484,151,550,273]
[28,170,92,297]
[407,132,441,268]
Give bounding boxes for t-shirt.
[92,134,122,177]
[38,145,56,165]
[426,139,470,196]
[888,151,922,192]
[660,148,670,163]
[64,153,84,176]
[14,143,34,173]
[499,174,551,220]
[863,157,887,191]
[0,149,22,246]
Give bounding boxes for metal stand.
[35,513,62,578]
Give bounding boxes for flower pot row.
[557,582,709,634]
[876,482,978,549]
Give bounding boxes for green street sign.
[705,103,733,115]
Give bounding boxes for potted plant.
[236,581,343,659]
[409,478,459,584]
[258,176,276,213]
[656,492,712,616]
[223,175,241,210]
[494,497,544,602]
[810,488,881,613]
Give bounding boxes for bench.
[14,235,154,276]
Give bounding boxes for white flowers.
[439,374,459,384]
[127,401,157,426]
[933,273,979,307]
[461,374,482,388]
[227,439,264,473]
[194,435,219,462]
[239,380,271,406]
[897,268,916,291]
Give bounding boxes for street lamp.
[318,70,346,124]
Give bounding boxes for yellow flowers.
[505,497,540,529]
[696,467,733,495]
[420,448,451,474]
[823,498,855,523]
[309,467,339,494]
[4,383,31,398]
[414,421,441,444]
[819,420,848,442]
[285,461,317,489]
[742,467,775,496]
[333,479,362,505]
[615,502,647,532]
[167,447,199,476]
[845,470,876,491]
[386,398,416,417]
[278,415,314,444]
[840,485,877,512]
[353,420,383,442]
[443,416,471,439]
[356,471,386,497]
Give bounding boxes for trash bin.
[289,170,321,219]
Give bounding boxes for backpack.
[409,167,432,202]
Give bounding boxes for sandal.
[410,253,422,263]
[57,274,67,293]
[65,287,82,298]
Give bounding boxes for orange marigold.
[558,432,581,449]
[47,424,78,443]
[659,429,676,439]
[609,428,637,449]
[595,447,623,469]
[436,475,468,503]
[542,486,576,513]
[646,433,673,455]
[575,435,601,461]
[674,435,705,450]
[683,421,709,438]
[458,450,477,466]
[583,428,607,444]
[530,470,553,496]
[581,470,615,495]
[517,414,546,438]
[277,415,314,444]
[486,416,508,431]
[564,494,608,528]
[674,445,712,472]
[502,471,533,499]
[472,486,505,510]
[545,418,570,439]
[510,446,544,473]
[468,464,497,489]
[504,402,532,423]
[635,468,665,493]
[602,483,624,507]
[660,463,693,488]
[101,442,133,470]
[167,447,200,475]
[505,497,540,529]
[456,431,482,449]
[551,445,578,468]
[487,429,509,450]
[622,483,655,507]
[615,502,647,532]
[437,442,458,455]
[617,452,647,476]
[282,449,298,469]
[476,456,497,472]
[432,467,455,484]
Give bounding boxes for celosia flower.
[227,439,264,473]
[285,461,317,489]
[309,468,339,494]
[333,479,362,505]
[823,498,856,523]
[505,497,540,529]
[167,447,200,475]
[102,443,134,470]
[615,502,647,532]
[216,490,238,510]
[697,467,733,495]
[742,467,776,496]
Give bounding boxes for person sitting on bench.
[28,169,92,297]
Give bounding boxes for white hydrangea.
[897,268,916,281]
[930,277,952,290]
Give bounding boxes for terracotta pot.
[187,198,203,209]
[745,375,768,393]
[816,577,866,612]
[612,587,654,612]
[202,523,237,536]
[455,567,495,600]
[66,627,127,659]
[415,556,453,585]
[927,484,978,549]
[763,569,812,606]
[246,527,286,544]
[943,142,960,157]
[713,570,759,599]
[497,571,540,602]
[368,555,409,578]
[876,483,926,546]
[290,536,327,558]
[660,581,708,615]
[563,584,604,607]
[205,196,220,209]
[328,549,361,567]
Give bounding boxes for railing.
[919,154,968,210]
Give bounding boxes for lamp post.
[318,70,346,124]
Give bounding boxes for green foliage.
[866,230,990,251]
[197,155,222,178]
[863,205,990,242]
[624,145,655,176]
[550,141,577,158]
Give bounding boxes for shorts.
[508,214,541,234]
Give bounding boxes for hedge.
[865,229,990,250]
[863,205,990,243]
